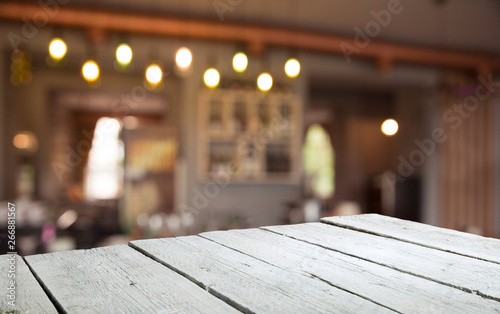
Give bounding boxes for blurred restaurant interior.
[0,0,499,254]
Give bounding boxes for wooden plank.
[25,245,239,313]
[263,222,500,302]
[130,236,394,313]
[321,214,500,264]
[201,228,500,313]
[0,254,57,313]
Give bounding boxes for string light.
[49,38,67,60]
[82,60,99,82]
[204,68,220,88]
[49,38,67,61]
[116,43,133,66]
[381,119,398,136]
[232,52,248,73]
[257,72,273,91]
[175,47,192,70]
[145,64,163,85]
[285,58,300,78]
[44,36,304,91]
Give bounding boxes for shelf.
[198,89,302,184]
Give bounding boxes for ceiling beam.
[1,1,499,74]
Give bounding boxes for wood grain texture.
[263,222,500,302]
[25,245,239,313]
[0,254,57,313]
[130,235,394,314]
[200,228,500,313]
[321,214,500,264]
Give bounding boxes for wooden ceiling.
[0,1,499,74]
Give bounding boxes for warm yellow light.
[123,116,140,129]
[175,47,192,70]
[116,43,132,66]
[232,52,248,73]
[146,64,162,85]
[285,58,300,78]
[49,38,67,60]
[257,72,273,91]
[204,68,220,88]
[381,119,398,136]
[13,131,39,152]
[82,60,99,82]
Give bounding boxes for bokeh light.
[49,38,67,60]
[82,60,99,82]
[381,119,399,136]
[145,64,163,85]
[116,43,133,66]
[13,131,39,153]
[257,72,273,91]
[175,47,192,70]
[285,58,300,78]
[232,52,248,73]
[204,68,220,88]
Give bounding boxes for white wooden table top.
[2,214,500,313]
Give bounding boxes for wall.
[176,42,308,230]
[0,25,307,230]
[0,18,498,234]
[0,50,5,200]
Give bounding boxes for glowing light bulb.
[285,58,300,78]
[175,47,192,70]
[204,68,220,88]
[145,64,162,85]
[49,38,67,60]
[381,119,398,136]
[232,52,248,73]
[257,72,273,91]
[13,131,39,152]
[82,60,99,82]
[116,43,132,66]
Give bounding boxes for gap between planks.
[130,235,394,313]
[261,224,500,303]
[320,214,500,265]
[200,227,500,313]
[24,245,240,314]
[21,255,66,314]
[196,233,399,313]
[127,241,251,313]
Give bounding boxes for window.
[302,124,335,198]
[84,117,124,200]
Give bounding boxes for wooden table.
[2,214,500,313]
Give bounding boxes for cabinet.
[198,89,302,184]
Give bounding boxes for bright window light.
[84,117,124,200]
[303,124,335,198]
